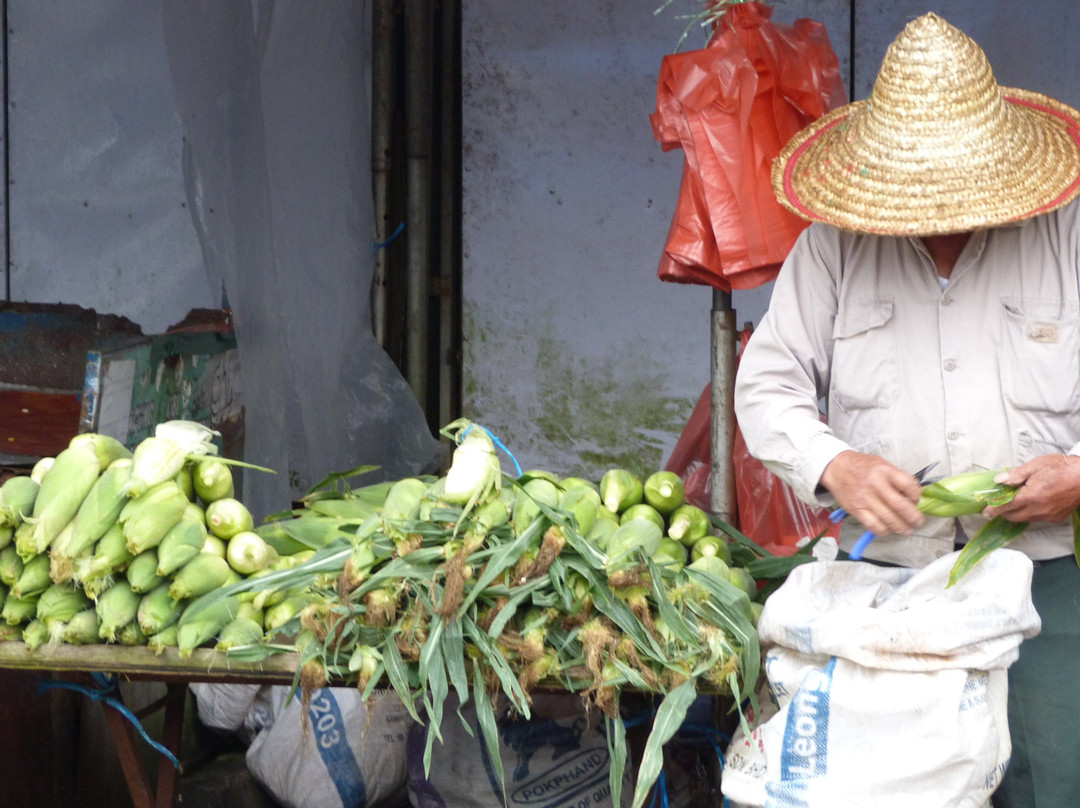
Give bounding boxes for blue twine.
[373,222,404,252]
[39,672,181,769]
[461,423,523,477]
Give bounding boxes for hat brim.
[772,88,1080,236]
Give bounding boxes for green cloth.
[992,555,1080,808]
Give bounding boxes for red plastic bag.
[665,330,839,554]
[651,1,847,291]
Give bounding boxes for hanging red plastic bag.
[651,1,847,290]
[665,330,839,554]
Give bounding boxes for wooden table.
[0,642,301,808]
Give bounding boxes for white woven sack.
[721,549,1040,808]
[245,687,412,808]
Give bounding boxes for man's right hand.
[820,451,925,537]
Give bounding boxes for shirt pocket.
[829,296,899,412]
[1000,298,1080,414]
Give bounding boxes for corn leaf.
[948,516,1030,587]
[441,617,469,706]
[630,679,698,808]
[606,713,627,808]
[381,634,422,723]
[642,555,698,645]
[461,616,531,716]
[472,661,506,806]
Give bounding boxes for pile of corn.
[191,418,810,808]
[0,422,313,657]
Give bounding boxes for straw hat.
[772,12,1080,236]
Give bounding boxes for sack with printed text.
[721,549,1041,808]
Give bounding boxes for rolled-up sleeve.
[734,225,852,504]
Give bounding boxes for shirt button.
[944,360,957,371]
[947,431,959,440]
[942,294,952,305]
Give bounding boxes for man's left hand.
[983,454,1080,523]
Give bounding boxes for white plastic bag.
[722,549,1041,808]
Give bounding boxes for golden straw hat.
[772,12,1080,236]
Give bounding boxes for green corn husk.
[215,616,264,651]
[76,522,134,598]
[512,477,561,535]
[126,549,162,594]
[154,420,221,456]
[125,435,188,499]
[0,526,11,552]
[558,485,601,536]
[11,553,52,600]
[176,594,241,658]
[599,468,644,515]
[22,618,50,650]
[118,620,149,646]
[51,457,134,582]
[61,608,102,645]
[177,465,195,502]
[0,475,39,528]
[205,497,255,540]
[156,506,209,577]
[96,580,142,642]
[690,534,732,565]
[119,479,190,555]
[29,443,102,557]
[605,517,664,572]
[2,594,39,625]
[169,553,232,602]
[30,457,54,485]
[263,594,310,634]
[619,503,665,531]
[12,521,36,561]
[0,544,24,588]
[586,514,619,551]
[36,581,92,625]
[226,531,278,575]
[380,477,429,536]
[69,432,133,473]
[148,624,179,654]
[667,504,710,547]
[917,469,1016,517]
[137,583,186,635]
[191,457,235,504]
[643,471,686,516]
[235,601,263,625]
[654,537,688,572]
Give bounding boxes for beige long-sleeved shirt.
[734,198,1080,566]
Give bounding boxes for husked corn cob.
[69,432,133,473]
[28,443,101,557]
[119,480,190,555]
[96,580,142,642]
[0,475,39,528]
[126,436,188,499]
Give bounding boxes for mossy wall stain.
[463,302,697,481]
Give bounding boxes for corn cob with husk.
[96,580,142,642]
[0,475,39,528]
[191,457,234,503]
[205,497,255,540]
[137,583,186,636]
[25,442,101,559]
[156,504,208,576]
[119,479,190,555]
[36,582,92,644]
[69,432,133,473]
[50,457,133,582]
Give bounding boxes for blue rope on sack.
[461,423,523,478]
[679,722,733,808]
[39,672,181,769]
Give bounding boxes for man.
[734,12,1080,807]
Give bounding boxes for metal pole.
[371,0,395,348]
[710,288,737,524]
[404,0,433,407]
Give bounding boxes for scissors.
[830,461,941,560]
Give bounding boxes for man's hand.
[820,451,925,536]
[983,454,1080,523]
